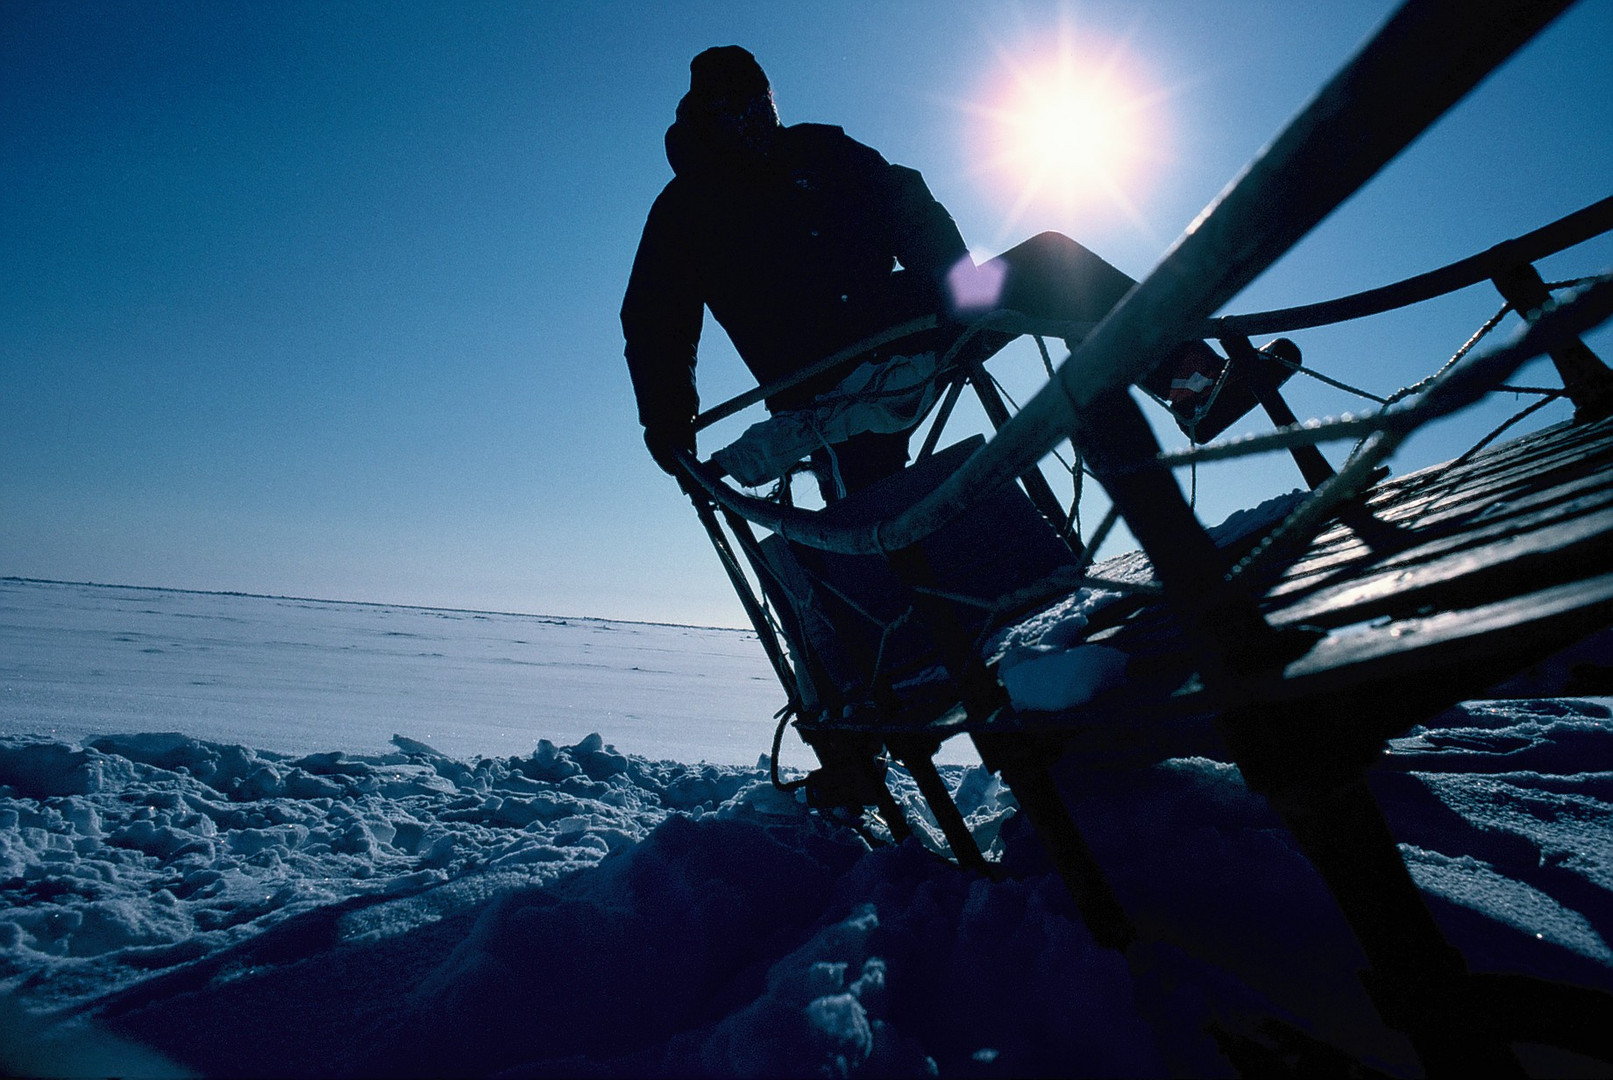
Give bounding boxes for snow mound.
[0,730,779,1007]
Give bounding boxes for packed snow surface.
[1,579,1611,1077]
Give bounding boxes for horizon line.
[0,576,751,636]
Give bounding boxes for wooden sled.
[670,1,1613,1072]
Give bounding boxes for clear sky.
[4,1,1610,627]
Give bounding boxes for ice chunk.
[527,739,582,781]
[390,735,445,757]
[0,743,136,799]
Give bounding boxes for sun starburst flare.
[960,12,1172,245]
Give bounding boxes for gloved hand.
[643,419,695,476]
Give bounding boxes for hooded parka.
[620,119,970,441]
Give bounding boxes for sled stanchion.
[915,371,968,463]
[797,729,916,842]
[687,493,799,714]
[975,733,1135,950]
[1491,259,1613,423]
[1073,388,1280,679]
[970,365,1085,558]
[1220,335,1338,489]
[1246,755,1527,1076]
[887,734,992,876]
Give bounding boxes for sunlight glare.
[1019,70,1126,185]
[963,17,1166,241]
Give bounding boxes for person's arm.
[811,126,970,300]
[883,162,971,298]
[620,186,704,474]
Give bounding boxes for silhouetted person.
[621,46,1220,499]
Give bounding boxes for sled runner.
[666,1,1613,1072]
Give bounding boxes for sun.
[1012,69,1128,186]
[961,14,1168,242]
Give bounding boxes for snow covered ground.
[1,579,1611,1077]
[0,578,804,769]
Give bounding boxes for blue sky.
[3,1,1610,627]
